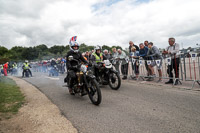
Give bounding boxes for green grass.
[0,77,25,119]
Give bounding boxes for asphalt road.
[22,72,200,133]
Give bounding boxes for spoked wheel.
[88,79,102,105]
[108,72,121,90]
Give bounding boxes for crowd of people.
[1,37,180,85]
[77,37,180,85]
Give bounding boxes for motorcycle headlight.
[81,65,87,73]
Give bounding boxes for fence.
[115,52,200,89]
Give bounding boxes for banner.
[166,57,171,65]
[190,53,197,61]
[147,60,151,65]
[139,60,143,66]
[131,58,135,65]
[125,57,129,63]
[155,59,161,67]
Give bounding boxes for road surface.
[21,72,200,133]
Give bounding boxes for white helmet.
[25,60,28,63]
[69,36,79,53]
[94,45,101,52]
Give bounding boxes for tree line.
[0,44,122,64]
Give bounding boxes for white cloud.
[0,0,200,49]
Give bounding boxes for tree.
[49,45,65,55]
[0,46,8,56]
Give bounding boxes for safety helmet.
[69,36,79,53]
[94,45,101,52]
[25,60,28,63]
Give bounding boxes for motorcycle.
[93,59,121,90]
[24,69,30,77]
[66,57,102,105]
[49,65,59,76]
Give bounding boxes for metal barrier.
[114,52,200,89]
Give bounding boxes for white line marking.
[45,76,60,80]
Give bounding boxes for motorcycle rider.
[22,60,32,77]
[65,37,88,95]
[12,62,18,75]
[50,58,58,76]
[90,45,107,83]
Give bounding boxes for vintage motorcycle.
[93,59,121,90]
[66,56,102,105]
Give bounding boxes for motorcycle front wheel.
[88,79,102,105]
[108,72,121,90]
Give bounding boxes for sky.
[0,0,200,49]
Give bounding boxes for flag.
[190,53,197,61]
[139,60,143,65]
[155,59,161,67]
[166,57,171,65]
[132,58,135,65]
[147,60,151,65]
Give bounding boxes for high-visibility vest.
[23,63,30,70]
[13,64,17,69]
[92,53,103,63]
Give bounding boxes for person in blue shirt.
[139,43,152,77]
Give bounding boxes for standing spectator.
[112,48,120,74]
[163,37,180,85]
[144,40,148,47]
[130,47,140,79]
[85,51,90,60]
[3,62,9,76]
[103,49,111,60]
[129,41,139,52]
[147,42,163,82]
[117,49,128,80]
[139,43,150,76]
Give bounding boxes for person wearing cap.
[146,42,163,82]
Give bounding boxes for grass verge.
[0,76,25,120]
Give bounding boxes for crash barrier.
[114,52,200,89]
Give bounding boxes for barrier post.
[191,55,200,88]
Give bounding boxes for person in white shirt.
[163,37,180,85]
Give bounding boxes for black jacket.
[129,45,139,52]
[66,50,88,70]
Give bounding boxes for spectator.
[139,43,150,76]
[163,37,180,85]
[118,49,128,79]
[129,41,139,52]
[112,48,120,74]
[85,51,90,60]
[130,47,140,79]
[3,62,9,76]
[103,49,111,60]
[144,40,148,47]
[82,53,88,61]
[147,42,163,82]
